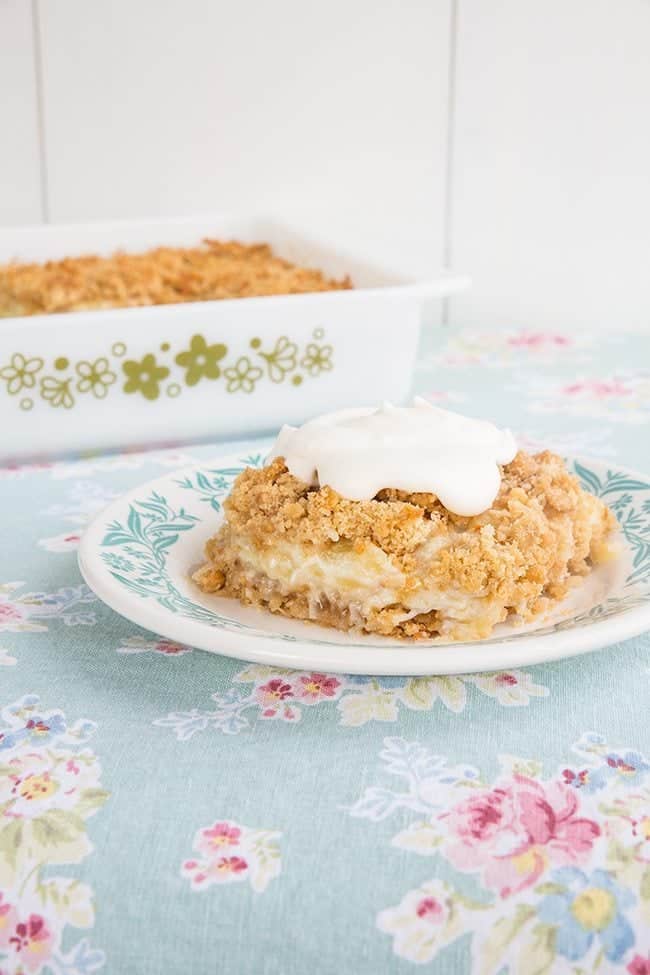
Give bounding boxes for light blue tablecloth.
[1,325,649,975]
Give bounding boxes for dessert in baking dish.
[192,400,616,642]
[0,239,352,316]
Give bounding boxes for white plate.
[78,450,650,675]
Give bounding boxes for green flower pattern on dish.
[76,357,117,399]
[175,334,227,386]
[224,356,263,394]
[301,342,333,376]
[256,336,298,383]
[40,375,75,409]
[1,330,333,409]
[0,352,44,394]
[122,354,170,401]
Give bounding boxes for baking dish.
[0,215,467,461]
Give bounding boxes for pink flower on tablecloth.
[116,635,192,656]
[0,748,103,820]
[628,955,650,975]
[0,893,17,949]
[182,818,281,893]
[154,640,189,655]
[443,774,600,897]
[215,856,248,877]
[6,912,57,973]
[470,670,549,707]
[183,854,249,888]
[627,813,650,859]
[38,532,83,553]
[0,461,52,481]
[257,679,292,702]
[0,697,107,972]
[508,332,570,348]
[415,896,445,923]
[562,379,632,398]
[0,603,23,624]
[561,768,592,789]
[255,679,299,721]
[295,673,341,704]
[376,881,459,964]
[195,821,241,856]
[601,794,650,864]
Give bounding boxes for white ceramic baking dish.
[0,215,467,461]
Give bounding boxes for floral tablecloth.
[1,326,650,975]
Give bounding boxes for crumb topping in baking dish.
[0,239,352,317]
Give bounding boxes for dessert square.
[193,449,615,642]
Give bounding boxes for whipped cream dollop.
[269,398,517,516]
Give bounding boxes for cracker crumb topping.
[0,239,352,317]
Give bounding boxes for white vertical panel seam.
[31,0,49,222]
[442,0,459,327]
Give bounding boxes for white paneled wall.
[0,0,43,223]
[37,0,451,278]
[2,0,650,329]
[449,0,650,331]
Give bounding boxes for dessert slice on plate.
[192,400,616,642]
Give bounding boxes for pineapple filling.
[231,536,485,630]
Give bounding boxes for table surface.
[2,325,650,975]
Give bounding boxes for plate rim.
[78,453,650,675]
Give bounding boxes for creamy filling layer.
[230,536,494,635]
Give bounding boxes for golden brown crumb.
[193,450,617,642]
[0,239,352,317]
[192,566,225,593]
